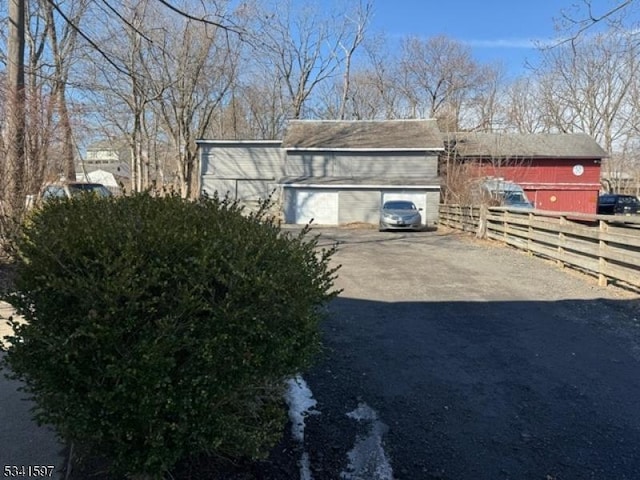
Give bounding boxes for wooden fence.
[438,204,482,234]
[439,204,640,289]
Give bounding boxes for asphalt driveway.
[300,227,640,480]
[3,227,640,479]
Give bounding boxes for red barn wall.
[526,189,598,213]
[471,157,601,214]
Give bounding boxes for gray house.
[199,140,283,206]
[198,119,443,227]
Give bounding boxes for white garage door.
[381,192,427,225]
[293,190,339,225]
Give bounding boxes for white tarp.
[76,169,118,188]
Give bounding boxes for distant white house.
[78,140,131,180]
[80,139,179,189]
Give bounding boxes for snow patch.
[341,402,394,480]
[284,375,320,480]
[299,451,313,480]
[285,375,319,442]
[346,402,378,422]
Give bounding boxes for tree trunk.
[4,0,26,215]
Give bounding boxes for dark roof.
[447,132,608,159]
[279,176,441,187]
[282,120,443,151]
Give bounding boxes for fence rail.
[438,204,482,234]
[439,204,640,289]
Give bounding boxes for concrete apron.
[1,301,65,479]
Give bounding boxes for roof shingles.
[282,119,443,150]
[448,132,608,159]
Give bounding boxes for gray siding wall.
[282,189,295,223]
[424,191,440,225]
[236,179,278,202]
[284,154,335,177]
[201,144,283,178]
[338,190,380,225]
[284,152,438,178]
[201,176,277,203]
[201,177,236,198]
[335,153,438,177]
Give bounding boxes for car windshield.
[384,201,416,210]
[504,192,527,203]
[68,184,112,198]
[619,196,640,205]
[599,195,640,205]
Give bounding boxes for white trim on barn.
[284,147,445,152]
[282,182,440,189]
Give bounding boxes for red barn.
[448,133,607,214]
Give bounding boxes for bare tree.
[503,77,548,134]
[151,12,242,197]
[337,0,372,120]
[461,63,506,132]
[251,0,347,119]
[534,32,638,152]
[79,0,160,192]
[42,0,87,181]
[228,73,288,139]
[398,35,491,129]
[556,0,638,42]
[316,32,403,120]
[356,33,404,119]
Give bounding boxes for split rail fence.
[439,204,640,289]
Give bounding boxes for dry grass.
[340,222,377,230]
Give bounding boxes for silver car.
[41,182,113,201]
[379,200,422,231]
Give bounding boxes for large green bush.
[1,192,339,479]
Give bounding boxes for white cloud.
[463,37,558,49]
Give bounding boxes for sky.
[368,0,588,76]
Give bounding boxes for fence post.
[503,209,509,244]
[557,215,566,268]
[598,220,608,287]
[527,211,534,255]
[476,205,487,239]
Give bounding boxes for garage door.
[381,192,427,225]
[339,190,380,225]
[290,190,339,225]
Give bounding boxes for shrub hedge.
[1,192,339,479]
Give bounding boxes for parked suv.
[596,194,640,215]
[476,178,534,209]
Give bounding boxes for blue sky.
[369,0,580,76]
